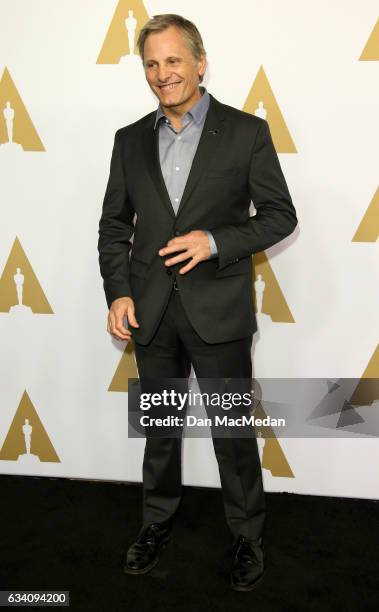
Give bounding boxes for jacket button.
[174,230,181,236]
[166,268,173,275]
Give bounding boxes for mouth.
[158,82,182,92]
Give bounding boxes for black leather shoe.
[230,535,265,591]
[123,521,172,575]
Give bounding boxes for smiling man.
[98,13,297,591]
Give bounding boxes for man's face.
[143,25,206,111]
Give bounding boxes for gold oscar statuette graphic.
[109,339,139,392]
[0,67,44,152]
[253,252,295,324]
[243,66,297,153]
[352,187,379,242]
[0,391,60,463]
[97,0,149,64]
[255,403,294,478]
[349,343,379,407]
[359,18,379,61]
[0,237,53,314]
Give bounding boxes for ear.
[197,54,207,80]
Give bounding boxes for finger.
[114,312,130,335]
[113,328,132,340]
[111,327,132,340]
[112,334,131,342]
[179,258,199,275]
[108,310,131,340]
[159,241,188,256]
[159,246,186,256]
[164,251,194,266]
[127,305,140,328]
[108,310,116,332]
[166,236,187,247]
[114,321,130,336]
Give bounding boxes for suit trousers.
[133,283,266,542]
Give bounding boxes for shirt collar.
[153,86,210,130]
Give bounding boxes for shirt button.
[175,166,180,171]
[174,197,179,202]
[178,136,181,140]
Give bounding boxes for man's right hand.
[107,297,139,341]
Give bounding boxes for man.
[98,14,297,591]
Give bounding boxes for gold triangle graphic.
[253,252,295,323]
[349,343,379,406]
[0,237,53,313]
[0,67,45,151]
[352,187,379,242]
[243,66,297,153]
[109,339,139,391]
[97,0,149,64]
[254,402,294,477]
[359,18,379,61]
[0,390,60,462]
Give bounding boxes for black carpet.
[0,474,377,611]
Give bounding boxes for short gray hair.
[137,14,206,83]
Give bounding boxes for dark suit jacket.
[98,92,298,345]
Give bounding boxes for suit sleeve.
[210,119,298,270]
[97,130,135,309]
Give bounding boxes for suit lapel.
[176,94,225,218]
[143,116,176,218]
[142,93,226,220]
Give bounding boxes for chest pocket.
[206,166,244,179]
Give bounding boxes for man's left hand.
[158,230,211,274]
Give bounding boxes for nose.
[157,63,172,82]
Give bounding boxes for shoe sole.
[122,536,172,575]
[230,570,265,592]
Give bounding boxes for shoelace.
[234,537,259,564]
[141,523,167,546]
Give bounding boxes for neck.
[161,87,203,127]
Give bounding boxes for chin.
[162,95,184,105]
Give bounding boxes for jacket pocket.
[215,256,251,278]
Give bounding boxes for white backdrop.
[0,0,378,499]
